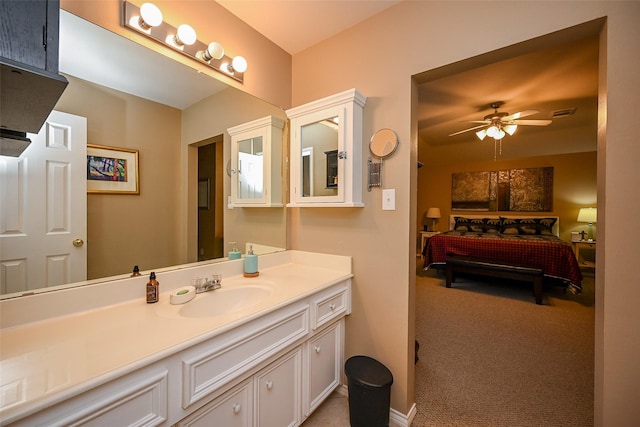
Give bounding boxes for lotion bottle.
[228,242,241,260]
[243,245,259,277]
[146,272,159,303]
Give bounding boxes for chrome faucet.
[193,274,222,294]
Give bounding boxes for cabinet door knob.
[315,346,321,353]
[329,303,336,311]
[266,380,273,390]
[233,403,241,414]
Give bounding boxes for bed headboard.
[448,214,560,237]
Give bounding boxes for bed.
[423,215,583,294]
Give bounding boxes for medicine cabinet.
[286,88,366,207]
[228,115,285,207]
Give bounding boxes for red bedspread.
[424,231,583,292]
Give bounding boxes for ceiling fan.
[449,102,552,141]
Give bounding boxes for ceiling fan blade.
[512,119,552,126]
[504,109,539,120]
[466,120,491,124]
[449,124,487,137]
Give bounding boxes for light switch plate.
[382,188,395,210]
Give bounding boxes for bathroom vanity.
[0,251,352,426]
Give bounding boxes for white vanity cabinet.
[228,115,285,207]
[255,347,303,427]
[286,88,366,207]
[306,320,343,415]
[1,258,351,427]
[177,378,253,427]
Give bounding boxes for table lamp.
[426,207,441,231]
[577,207,597,241]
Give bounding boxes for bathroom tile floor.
[302,392,350,426]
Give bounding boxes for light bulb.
[139,3,163,28]
[476,129,487,141]
[504,124,518,135]
[201,42,225,61]
[231,56,248,73]
[175,24,197,46]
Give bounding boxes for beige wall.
[417,152,598,243]
[291,1,640,424]
[55,75,183,279]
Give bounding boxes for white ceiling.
[216,0,402,55]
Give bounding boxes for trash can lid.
[345,355,393,388]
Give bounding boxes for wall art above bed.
[451,167,553,212]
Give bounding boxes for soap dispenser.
[146,272,159,303]
[228,242,241,260]
[243,245,259,277]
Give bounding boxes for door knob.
[73,238,84,247]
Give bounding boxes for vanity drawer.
[182,304,309,408]
[311,283,350,330]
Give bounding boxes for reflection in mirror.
[237,136,264,199]
[0,11,286,299]
[301,117,339,197]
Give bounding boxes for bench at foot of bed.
[445,256,544,304]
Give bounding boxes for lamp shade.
[426,207,441,219]
[577,207,597,223]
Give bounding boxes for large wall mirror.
[0,10,286,299]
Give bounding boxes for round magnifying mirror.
[370,128,399,159]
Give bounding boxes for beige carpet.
[413,268,595,426]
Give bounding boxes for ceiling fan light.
[494,129,506,140]
[476,129,487,141]
[486,125,498,138]
[504,124,518,135]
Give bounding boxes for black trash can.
[344,355,394,427]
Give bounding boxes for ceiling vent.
[552,108,577,118]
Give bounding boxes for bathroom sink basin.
[178,284,273,318]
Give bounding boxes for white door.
[1,110,87,295]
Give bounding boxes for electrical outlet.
[382,189,395,210]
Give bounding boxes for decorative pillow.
[453,217,486,233]
[500,217,557,235]
[484,218,502,234]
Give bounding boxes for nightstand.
[573,240,596,268]
[420,231,440,258]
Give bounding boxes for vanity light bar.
[123,1,246,83]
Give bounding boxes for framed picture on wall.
[87,144,139,194]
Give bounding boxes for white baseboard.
[390,402,416,426]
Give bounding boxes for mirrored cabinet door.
[286,88,366,207]
[228,116,285,207]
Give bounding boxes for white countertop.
[0,251,352,424]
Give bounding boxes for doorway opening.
[197,137,224,261]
